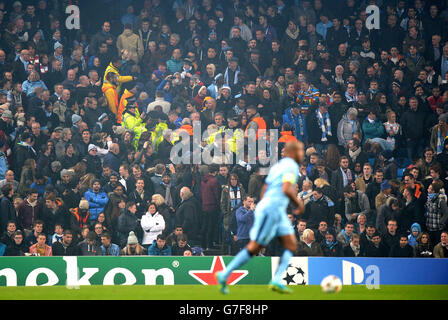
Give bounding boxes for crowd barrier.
[0,256,447,287]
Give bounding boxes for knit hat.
[54,41,63,51]
[127,231,138,245]
[60,168,73,178]
[381,180,391,191]
[72,114,82,124]
[438,113,448,123]
[88,144,97,152]
[79,199,89,210]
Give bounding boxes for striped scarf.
[317,110,331,142]
[229,185,242,209]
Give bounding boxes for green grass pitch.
[0,285,447,300]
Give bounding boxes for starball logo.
[169,121,279,175]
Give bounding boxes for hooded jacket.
[117,29,144,64]
[337,113,361,146]
[83,188,109,221]
[407,223,422,248]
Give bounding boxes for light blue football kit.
[217,157,299,294]
[249,157,299,246]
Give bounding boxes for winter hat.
[127,231,138,245]
[221,85,231,93]
[72,114,82,124]
[381,180,391,191]
[54,41,63,51]
[60,169,73,178]
[438,113,448,123]
[88,144,97,152]
[79,199,89,210]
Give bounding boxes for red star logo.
[188,256,248,285]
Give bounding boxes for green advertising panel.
[0,256,272,287]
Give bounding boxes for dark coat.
[52,241,80,256]
[321,241,345,257]
[295,240,323,256]
[117,209,141,248]
[175,195,200,241]
[364,241,389,257]
[302,196,335,230]
[389,243,414,257]
[0,195,16,233]
[5,241,29,256]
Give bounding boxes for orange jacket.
[278,131,298,143]
[102,83,119,116]
[245,116,267,140]
[118,89,134,124]
[179,124,194,136]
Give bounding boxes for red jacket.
[201,174,220,212]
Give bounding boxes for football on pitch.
[320,275,343,293]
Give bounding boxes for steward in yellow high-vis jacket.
[121,102,147,150]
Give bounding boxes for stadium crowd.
[0,0,447,259]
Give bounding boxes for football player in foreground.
[216,141,305,294]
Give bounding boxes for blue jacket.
[101,243,121,256]
[362,118,385,142]
[282,107,308,142]
[83,188,109,220]
[156,80,173,103]
[408,222,422,248]
[103,152,121,173]
[147,240,172,256]
[21,79,48,96]
[0,151,7,180]
[235,206,254,240]
[166,57,182,74]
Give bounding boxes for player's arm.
[282,173,304,215]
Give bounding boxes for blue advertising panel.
[308,257,448,285]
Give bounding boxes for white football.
[320,275,342,293]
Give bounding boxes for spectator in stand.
[148,233,172,256]
[52,229,79,256]
[120,231,147,256]
[5,230,28,256]
[100,232,120,256]
[29,233,52,256]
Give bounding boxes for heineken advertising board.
[0,256,272,287]
[0,256,447,287]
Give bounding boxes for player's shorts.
[249,200,294,247]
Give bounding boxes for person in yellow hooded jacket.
[103,56,134,98]
[102,72,120,116]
